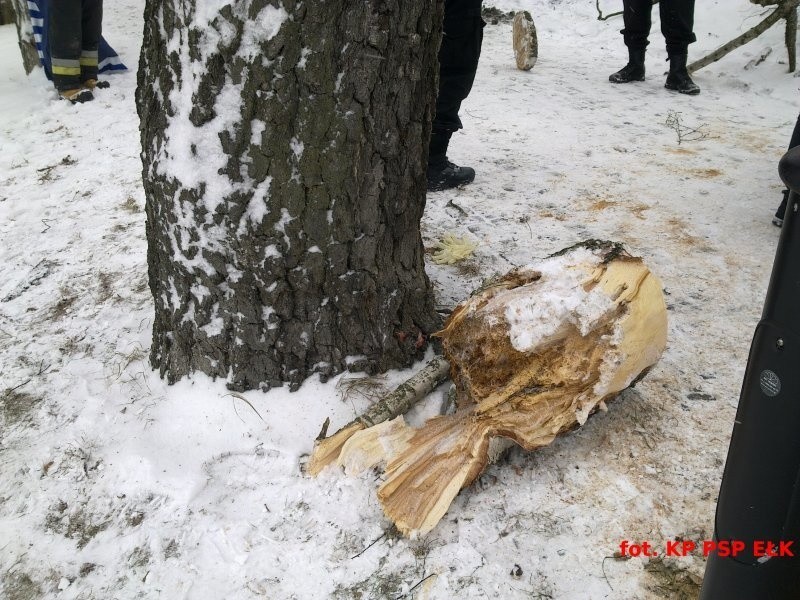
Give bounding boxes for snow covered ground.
[0,0,796,597]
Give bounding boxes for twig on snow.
[225,392,265,422]
[396,573,437,599]
[596,0,658,21]
[350,531,387,560]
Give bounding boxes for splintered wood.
[306,357,451,476]
[312,242,668,537]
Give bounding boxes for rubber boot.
[609,48,646,83]
[59,88,94,104]
[665,53,700,95]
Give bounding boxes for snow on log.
[337,241,668,536]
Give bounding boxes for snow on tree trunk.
[8,0,39,74]
[137,0,443,391]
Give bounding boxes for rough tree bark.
[8,0,40,74]
[137,0,442,391]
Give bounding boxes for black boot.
[665,54,700,95]
[427,160,475,192]
[609,48,646,83]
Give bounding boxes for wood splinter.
[306,356,451,476]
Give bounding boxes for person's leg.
[80,0,104,86]
[49,0,84,95]
[609,0,652,83]
[621,0,653,50]
[662,0,700,95]
[428,2,483,190]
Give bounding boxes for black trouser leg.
[660,0,697,55]
[429,16,484,167]
[49,0,82,91]
[80,0,103,82]
[620,0,653,51]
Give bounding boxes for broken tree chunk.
[338,241,668,536]
[512,11,538,71]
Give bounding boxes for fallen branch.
[306,356,451,475]
[744,46,773,69]
[689,0,799,73]
[665,110,709,144]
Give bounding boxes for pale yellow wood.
[306,422,364,476]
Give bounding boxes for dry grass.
[2,572,42,600]
[0,389,43,428]
[644,557,703,599]
[48,290,78,321]
[120,197,140,213]
[690,168,723,179]
[331,571,406,600]
[96,272,115,303]
[589,198,616,211]
[44,501,111,550]
[336,375,389,405]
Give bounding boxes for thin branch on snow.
[349,531,386,559]
[396,573,437,599]
[688,0,799,72]
[665,110,709,144]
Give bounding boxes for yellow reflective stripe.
[79,57,98,66]
[52,65,81,75]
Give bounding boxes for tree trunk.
[137,0,442,392]
[786,4,797,72]
[8,0,40,74]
